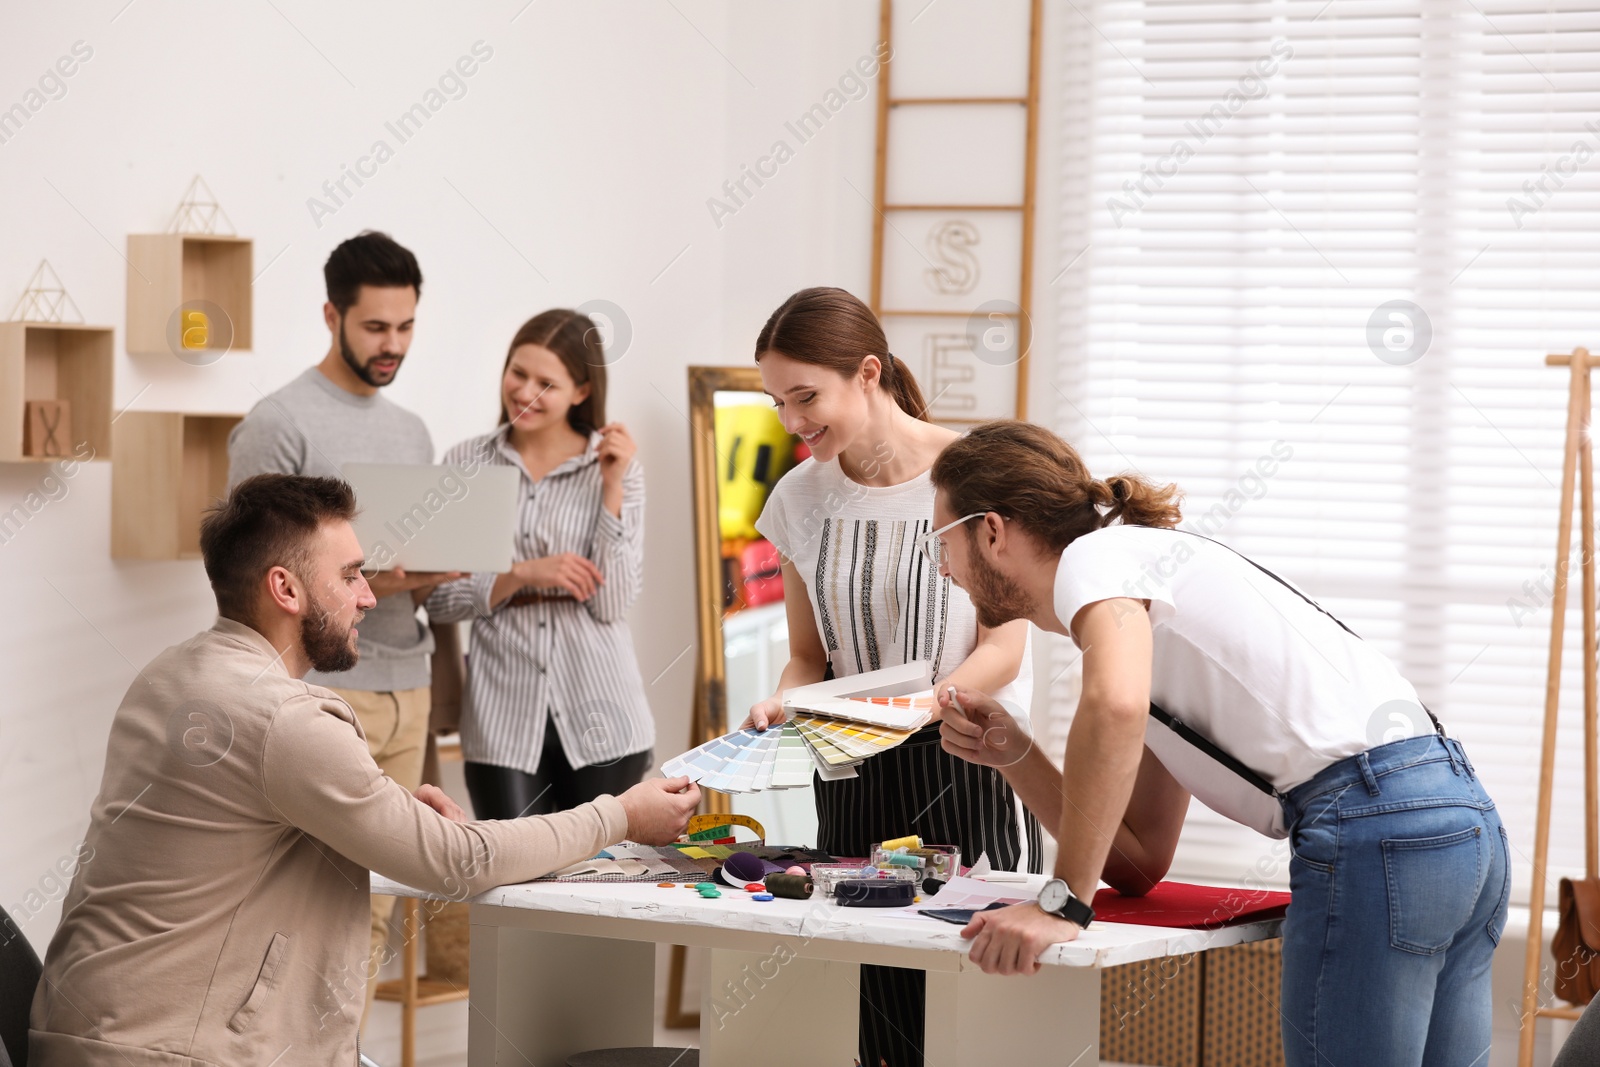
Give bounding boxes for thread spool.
[766,874,814,899]
[885,853,925,869]
[880,834,922,852]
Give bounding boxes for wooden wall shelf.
[111,411,242,560]
[126,235,253,357]
[0,322,113,463]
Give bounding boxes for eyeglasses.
[916,513,985,568]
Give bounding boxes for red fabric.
[741,539,784,606]
[1091,881,1291,928]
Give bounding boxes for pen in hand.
[948,684,966,717]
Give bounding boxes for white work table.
[375,873,1282,1066]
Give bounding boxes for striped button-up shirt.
[425,425,654,774]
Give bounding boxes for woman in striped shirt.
[745,287,1038,1067]
[427,309,654,820]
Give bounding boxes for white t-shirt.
[1053,524,1422,836]
[756,458,1033,711]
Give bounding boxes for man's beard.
[965,547,1035,629]
[301,595,360,673]
[339,316,401,388]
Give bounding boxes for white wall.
[0,0,909,955]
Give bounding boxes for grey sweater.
[226,367,435,691]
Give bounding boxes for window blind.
[1049,0,1600,901]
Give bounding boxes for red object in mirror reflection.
[741,539,784,606]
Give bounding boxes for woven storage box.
[1201,940,1285,1067]
[1099,940,1286,1066]
[1100,953,1202,1067]
[423,901,471,985]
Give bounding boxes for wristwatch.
[1038,878,1095,928]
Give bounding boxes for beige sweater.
[30,617,628,1066]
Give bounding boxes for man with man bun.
[926,420,1505,1067]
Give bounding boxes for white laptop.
[342,462,519,574]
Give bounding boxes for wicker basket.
[423,901,471,986]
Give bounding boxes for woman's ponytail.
[878,350,930,422]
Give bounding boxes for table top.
[374,873,1282,969]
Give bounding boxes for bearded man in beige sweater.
[28,473,699,1066]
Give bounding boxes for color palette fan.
[784,692,936,732]
[662,722,817,793]
[791,714,918,767]
[664,662,936,793]
[663,673,937,793]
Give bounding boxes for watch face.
[1039,879,1068,912]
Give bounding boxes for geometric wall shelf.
[8,260,85,324]
[111,411,243,559]
[125,235,253,358]
[0,322,114,463]
[167,175,235,237]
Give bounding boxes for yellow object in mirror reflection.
[714,404,795,541]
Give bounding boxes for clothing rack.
[1520,347,1598,1065]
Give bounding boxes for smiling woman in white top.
[427,310,654,821]
[744,287,1037,1067]
[930,420,1507,1067]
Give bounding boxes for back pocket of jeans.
[1383,826,1484,955]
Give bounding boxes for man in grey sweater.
[226,231,456,1021]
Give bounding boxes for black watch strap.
[1049,893,1095,929]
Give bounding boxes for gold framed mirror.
[673,364,803,1028]
[685,363,821,839]
[688,365,757,816]
[685,364,811,828]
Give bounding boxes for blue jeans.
[1279,734,1509,1067]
